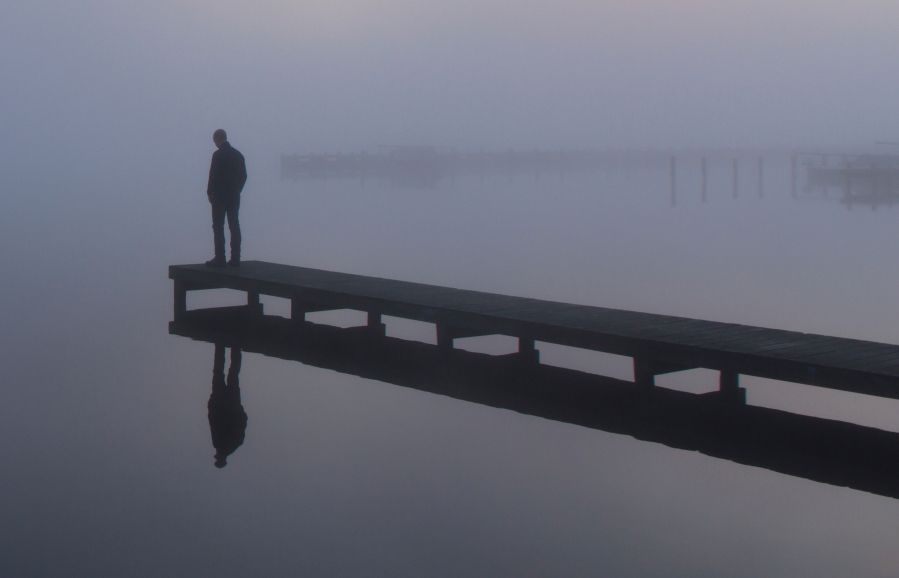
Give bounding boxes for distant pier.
[281,147,673,185]
[799,151,899,208]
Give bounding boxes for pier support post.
[367,312,386,336]
[719,370,746,404]
[720,370,738,391]
[291,298,305,323]
[174,280,187,321]
[247,291,262,316]
[634,359,656,388]
[436,325,454,349]
[518,337,539,363]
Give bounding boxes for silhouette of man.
[206,129,247,267]
[208,344,248,468]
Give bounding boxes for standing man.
[206,129,247,267]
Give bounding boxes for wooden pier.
[170,261,899,401]
[169,308,899,500]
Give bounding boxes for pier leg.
[291,298,305,323]
[436,325,454,349]
[367,312,386,336]
[633,359,656,388]
[174,280,187,321]
[720,371,739,391]
[719,370,746,404]
[518,337,539,364]
[247,291,262,316]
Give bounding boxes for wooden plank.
[753,337,847,356]
[792,344,899,366]
[583,316,704,334]
[708,331,822,352]
[835,352,899,373]
[677,328,785,349]
[729,336,844,357]
[456,300,583,319]
[810,348,899,370]
[859,356,899,377]
[784,339,899,362]
[798,341,899,363]
[658,324,763,346]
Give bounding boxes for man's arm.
[207,150,222,201]
[236,152,247,194]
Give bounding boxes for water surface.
[3,161,899,577]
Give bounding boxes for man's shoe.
[205,257,226,267]
[228,258,240,268]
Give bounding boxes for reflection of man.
[206,129,247,267]
[208,344,248,468]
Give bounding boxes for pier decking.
[170,261,899,400]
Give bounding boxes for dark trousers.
[211,194,241,261]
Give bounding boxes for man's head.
[213,129,227,148]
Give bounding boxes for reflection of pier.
[171,306,899,501]
[171,261,899,401]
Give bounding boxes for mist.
[4,1,899,577]
[5,0,899,174]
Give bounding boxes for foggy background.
[4,0,899,172]
[4,1,899,576]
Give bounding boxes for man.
[206,129,247,267]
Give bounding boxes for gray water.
[3,161,899,577]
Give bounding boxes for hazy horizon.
[5,0,899,178]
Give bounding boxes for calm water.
[3,159,899,577]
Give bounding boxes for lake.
[3,157,899,577]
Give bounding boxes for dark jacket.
[207,142,247,199]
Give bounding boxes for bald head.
[213,129,227,147]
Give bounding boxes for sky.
[3,0,899,176]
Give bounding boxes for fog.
[4,1,899,576]
[5,0,899,172]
